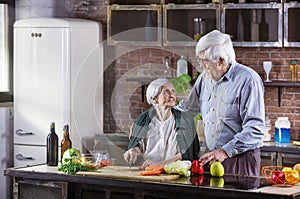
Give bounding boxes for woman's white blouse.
[140,114,179,162]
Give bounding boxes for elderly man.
[124,78,199,169]
[176,30,265,176]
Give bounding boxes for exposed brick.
[67,1,300,135]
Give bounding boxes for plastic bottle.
[47,122,58,166]
[263,118,271,141]
[61,123,72,161]
[275,117,290,143]
[177,56,188,77]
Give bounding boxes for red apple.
[271,171,285,184]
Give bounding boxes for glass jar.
[290,59,298,82]
[193,18,206,42]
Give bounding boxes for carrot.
[145,165,164,173]
[140,170,163,176]
[140,165,165,176]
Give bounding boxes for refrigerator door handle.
[15,153,35,160]
[15,129,33,136]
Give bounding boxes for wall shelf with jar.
[221,3,283,47]
[107,1,293,47]
[283,2,300,47]
[163,3,221,46]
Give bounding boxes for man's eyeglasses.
[196,58,212,69]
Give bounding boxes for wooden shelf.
[264,81,300,107]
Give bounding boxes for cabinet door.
[283,2,300,47]
[163,4,221,46]
[221,3,283,47]
[107,4,162,46]
[14,145,47,167]
[14,27,68,145]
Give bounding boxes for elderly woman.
[124,78,200,169]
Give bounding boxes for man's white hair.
[146,78,171,106]
[195,30,236,65]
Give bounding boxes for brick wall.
[67,0,300,140]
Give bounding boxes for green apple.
[282,167,292,172]
[210,162,224,177]
[210,177,224,187]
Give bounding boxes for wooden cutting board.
[251,185,300,196]
[76,166,181,182]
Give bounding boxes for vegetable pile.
[164,160,192,177]
[58,148,96,175]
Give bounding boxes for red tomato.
[191,175,204,186]
[192,160,204,175]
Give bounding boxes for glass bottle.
[145,10,155,41]
[237,10,244,41]
[290,60,298,82]
[193,18,200,41]
[251,9,259,42]
[47,122,58,166]
[177,56,188,77]
[61,123,72,161]
[259,9,269,42]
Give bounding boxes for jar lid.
[277,117,289,120]
[290,60,298,65]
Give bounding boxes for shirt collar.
[223,61,237,82]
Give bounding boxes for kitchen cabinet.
[261,142,300,168]
[107,4,162,46]
[221,3,283,47]
[107,1,288,47]
[283,2,300,47]
[163,3,220,46]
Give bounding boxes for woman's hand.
[198,148,228,166]
[141,159,157,169]
[123,147,140,164]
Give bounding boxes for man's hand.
[199,148,228,166]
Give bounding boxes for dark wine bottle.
[259,9,269,42]
[47,122,58,166]
[61,123,72,161]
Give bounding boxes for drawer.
[14,145,46,167]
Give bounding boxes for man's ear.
[217,57,225,69]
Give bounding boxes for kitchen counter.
[261,141,300,154]
[4,164,300,199]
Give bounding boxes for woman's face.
[154,83,176,108]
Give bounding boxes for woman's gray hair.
[146,78,172,105]
[195,30,236,65]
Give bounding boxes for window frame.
[0,0,14,102]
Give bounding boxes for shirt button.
[181,149,186,154]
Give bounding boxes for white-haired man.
[176,30,265,176]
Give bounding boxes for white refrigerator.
[13,18,103,167]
